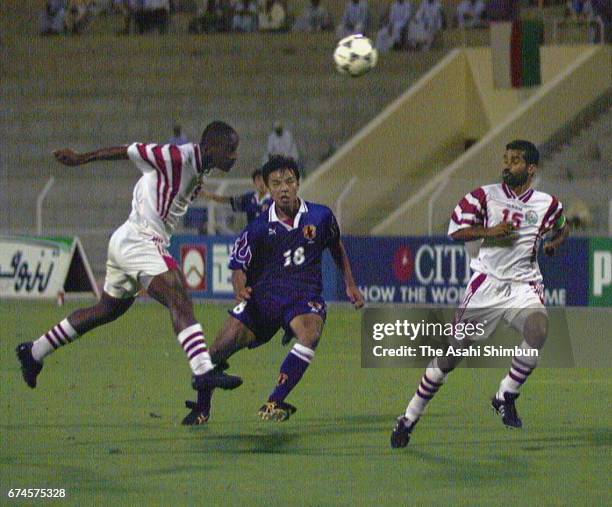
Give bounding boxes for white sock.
[32,319,78,362]
[290,343,315,363]
[497,340,539,400]
[405,361,447,422]
[177,324,213,375]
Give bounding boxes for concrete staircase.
[541,104,612,235]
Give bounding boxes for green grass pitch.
[1,301,609,506]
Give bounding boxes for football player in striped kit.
[391,140,570,448]
[16,121,243,401]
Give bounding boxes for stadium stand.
[1,0,591,275]
[302,44,611,236]
[1,3,450,275]
[541,97,612,234]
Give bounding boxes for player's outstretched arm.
[329,240,364,309]
[200,189,231,204]
[450,222,516,242]
[544,222,570,256]
[53,146,129,166]
[231,269,252,302]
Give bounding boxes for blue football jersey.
[230,191,273,224]
[229,200,340,295]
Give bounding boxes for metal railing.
[34,176,254,237]
[609,198,612,237]
[552,16,605,44]
[427,178,449,236]
[335,176,358,231]
[201,178,253,235]
[36,177,55,236]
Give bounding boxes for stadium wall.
[300,49,468,233]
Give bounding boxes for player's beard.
[502,169,529,188]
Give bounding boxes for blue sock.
[268,344,315,403]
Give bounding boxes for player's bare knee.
[102,298,132,322]
[291,315,323,349]
[296,329,321,349]
[296,336,318,349]
[98,306,122,324]
[92,300,122,324]
[523,312,548,349]
[232,336,249,349]
[211,318,253,362]
[68,293,133,333]
[221,316,247,345]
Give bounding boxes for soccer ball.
[333,34,378,77]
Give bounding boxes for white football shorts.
[104,221,178,299]
[454,271,547,341]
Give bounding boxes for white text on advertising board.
[212,244,234,294]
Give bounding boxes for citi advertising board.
[341,237,588,306]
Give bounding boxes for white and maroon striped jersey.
[448,182,565,282]
[126,142,206,244]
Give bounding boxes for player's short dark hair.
[251,168,263,181]
[200,121,237,146]
[506,140,539,166]
[261,156,300,185]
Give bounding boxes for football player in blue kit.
[182,156,364,424]
[200,167,273,223]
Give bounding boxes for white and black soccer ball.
[333,34,378,77]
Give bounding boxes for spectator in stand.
[565,0,594,18]
[456,0,485,28]
[406,0,443,50]
[293,0,333,32]
[336,0,370,39]
[145,0,170,34]
[232,0,258,32]
[591,0,612,42]
[115,0,136,35]
[40,0,67,35]
[375,0,412,52]
[65,0,94,34]
[126,0,165,34]
[188,0,225,33]
[169,124,189,145]
[565,198,592,230]
[565,1,610,43]
[200,168,273,224]
[258,0,287,31]
[263,121,299,166]
[133,1,147,33]
[485,0,519,22]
